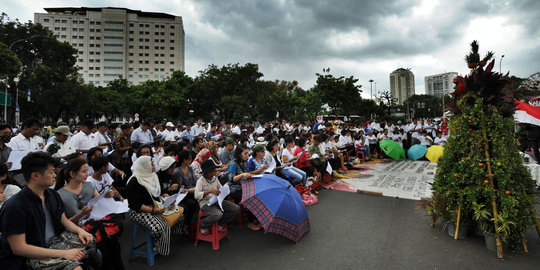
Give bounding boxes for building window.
[104,51,123,55]
[104,58,123,62]
[128,74,133,78]
[129,53,133,56]
[72,28,77,31]
[90,44,94,47]
[128,60,133,63]
[170,47,174,50]
[90,21,95,25]
[105,21,123,24]
[95,67,100,70]
[129,45,134,49]
[79,43,83,47]
[128,68,134,71]
[154,75,159,79]
[60,35,66,38]
[145,31,149,35]
[170,33,174,36]
[170,54,174,57]
[129,31,134,34]
[89,37,94,40]
[104,28,123,32]
[55,19,60,23]
[129,38,134,42]
[104,44,123,47]
[145,60,149,64]
[170,40,175,43]
[89,67,94,70]
[44,18,49,22]
[96,37,101,40]
[104,36,123,40]
[139,24,144,27]
[72,36,77,39]
[79,28,84,31]
[160,68,165,72]
[170,61,174,65]
[170,25,175,29]
[96,29,101,33]
[78,51,84,55]
[78,36,84,39]
[170,68,174,72]
[96,22,101,25]
[89,52,94,55]
[61,20,67,23]
[78,59,83,62]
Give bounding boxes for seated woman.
[173,150,200,228]
[157,156,179,197]
[293,138,314,176]
[227,145,261,230]
[56,158,124,270]
[247,144,269,174]
[194,160,240,235]
[264,140,286,177]
[191,148,212,180]
[281,136,307,185]
[0,163,20,208]
[126,156,182,256]
[206,141,229,183]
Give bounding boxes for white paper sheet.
[162,193,179,208]
[251,174,264,178]
[265,161,276,173]
[104,149,114,157]
[89,197,129,220]
[7,150,30,171]
[207,184,230,211]
[87,186,110,207]
[326,161,333,175]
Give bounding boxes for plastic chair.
[128,223,158,266]
[194,211,230,250]
[355,148,366,163]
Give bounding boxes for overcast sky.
[3,0,540,98]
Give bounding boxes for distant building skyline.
[34,7,185,87]
[424,72,458,98]
[390,68,415,105]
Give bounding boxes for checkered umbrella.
[241,174,310,243]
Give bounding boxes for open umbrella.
[407,144,428,160]
[379,140,406,161]
[426,145,444,162]
[241,174,310,243]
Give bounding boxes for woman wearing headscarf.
[190,148,212,180]
[126,156,180,256]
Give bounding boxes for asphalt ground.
[119,188,540,270]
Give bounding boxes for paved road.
[120,190,540,270]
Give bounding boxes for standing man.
[69,120,98,155]
[6,118,43,152]
[191,118,205,138]
[95,122,113,152]
[130,121,154,145]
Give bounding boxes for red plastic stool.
[233,203,245,228]
[355,148,366,163]
[194,211,230,250]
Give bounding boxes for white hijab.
[128,156,161,197]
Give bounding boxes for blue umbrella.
[240,174,310,243]
[407,144,428,160]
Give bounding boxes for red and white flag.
[515,98,540,126]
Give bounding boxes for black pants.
[97,237,124,270]
[179,193,199,225]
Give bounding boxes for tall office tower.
[35,7,185,86]
[390,68,415,105]
[424,72,458,98]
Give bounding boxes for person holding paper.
[0,152,101,270]
[44,126,76,159]
[126,156,181,256]
[247,144,269,174]
[173,150,199,228]
[264,140,285,176]
[6,118,43,152]
[194,160,240,235]
[157,156,179,197]
[56,158,125,270]
[87,156,124,201]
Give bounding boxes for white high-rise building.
[34,7,185,86]
[390,68,415,105]
[425,72,458,98]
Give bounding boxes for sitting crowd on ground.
[0,116,453,269]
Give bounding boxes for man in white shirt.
[130,121,154,145]
[407,119,423,140]
[69,120,99,154]
[256,123,266,135]
[231,122,241,135]
[95,122,113,152]
[419,130,433,146]
[370,119,382,134]
[161,122,176,141]
[191,118,205,137]
[424,118,437,138]
[6,118,43,151]
[44,126,75,158]
[174,123,184,141]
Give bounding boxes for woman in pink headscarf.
[440,117,449,136]
[190,148,212,180]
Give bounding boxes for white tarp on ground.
[342,160,539,201]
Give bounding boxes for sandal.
[200,227,210,235]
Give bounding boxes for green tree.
[312,72,362,116]
[0,41,21,79]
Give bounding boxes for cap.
[158,156,176,171]
[252,144,265,153]
[225,137,236,145]
[166,122,174,128]
[55,126,72,136]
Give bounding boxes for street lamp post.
[369,79,374,100]
[499,55,505,73]
[5,35,39,124]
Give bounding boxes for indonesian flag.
[515,98,540,126]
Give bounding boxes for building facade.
[424,72,458,98]
[390,68,415,105]
[34,7,185,86]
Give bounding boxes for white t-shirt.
[282,148,295,167]
[70,132,99,153]
[6,133,42,151]
[419,135,433,146]
[86,173,114,195]
[367,135,378,145]
[408,123,423,139]
[434,137,447,146]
